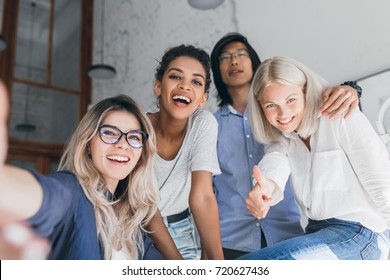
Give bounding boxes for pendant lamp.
[187,0,224,10]
[16,1,37,133]
[88,0,116,79]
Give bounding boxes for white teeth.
[173,95,191,103]
[278,118,292,124]
[107,155,129,162]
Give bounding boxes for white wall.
[91,0,390,116]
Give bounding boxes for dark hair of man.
[154,44,212,93]
[210,33,261,107]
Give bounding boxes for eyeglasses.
[218,49,249,64]
[98,125,148,149]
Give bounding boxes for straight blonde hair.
[249,56,329,144]
[59,95,158,259]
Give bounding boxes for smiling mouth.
[107,155,129,162]
[277,116,295,125]
[173,95,191,104]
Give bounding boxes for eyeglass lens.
[219,49,248,64]
[98,125,147,148]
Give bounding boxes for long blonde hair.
[59,95,158,259]
[249,56,328,144]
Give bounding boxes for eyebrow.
[167,67,205,81]
[221,48,248,54]
[261,93,300,104]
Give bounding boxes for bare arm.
[320,85,359,120]
[147,209,183,260]
[189,170,223,260]
[0,82,43,220]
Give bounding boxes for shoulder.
[213,107,223,119]
[191,109,217,128]
[319,109,367,130]
[31,170,84,199]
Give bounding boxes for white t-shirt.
[260,110,390,232]
[154,109,221,217]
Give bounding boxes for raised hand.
[320,85,359,120]
[246,165,275,219]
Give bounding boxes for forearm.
[0,165,43,220]
[147,210,183,260]
[190,194,223,260]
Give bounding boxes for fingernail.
[2,223,31,246]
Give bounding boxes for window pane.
[0,0,3,31]
[14,0,50,83]
[51,0,81,90]
[9,82,78,144]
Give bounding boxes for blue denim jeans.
[238,218,390,260]
[163,214,200,260]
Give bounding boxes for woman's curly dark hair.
[154,44,212,93]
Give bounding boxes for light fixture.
[376,96,390,154]
[0,34,6,52]
[88,0,116,79]
[16,1,37,133]
[187,0,224,10]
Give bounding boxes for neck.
[228,83,250,113]
[149,111,187,140]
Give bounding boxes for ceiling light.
[88,0,116,79]
[187,0,224,10]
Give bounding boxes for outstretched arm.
[320,84,360,120]
[0,82,43,220]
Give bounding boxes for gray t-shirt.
[154,109,221,217]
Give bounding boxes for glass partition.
[14,0,50,83]
[51,0,81,90]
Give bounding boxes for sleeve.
[190,110,221,175]
[338,110,390,228]
[259,139,291,206]
[27,170,74,237]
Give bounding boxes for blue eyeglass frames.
[98,125,148,149]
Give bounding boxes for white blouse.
[260,110,390,232]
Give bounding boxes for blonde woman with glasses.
[0,83,181,260]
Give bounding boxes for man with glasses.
[210,32,362,259]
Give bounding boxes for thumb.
[253,165,275,199]
[253,165,265,185]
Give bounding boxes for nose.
[277,106,289,117]
[178,79,191,91]
[230,54,239,65]
[114,135,129,149]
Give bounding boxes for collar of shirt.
[221,104,247,117]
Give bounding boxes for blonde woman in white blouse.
[241,56,390,260]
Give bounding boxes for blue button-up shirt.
[213,105,304,252]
